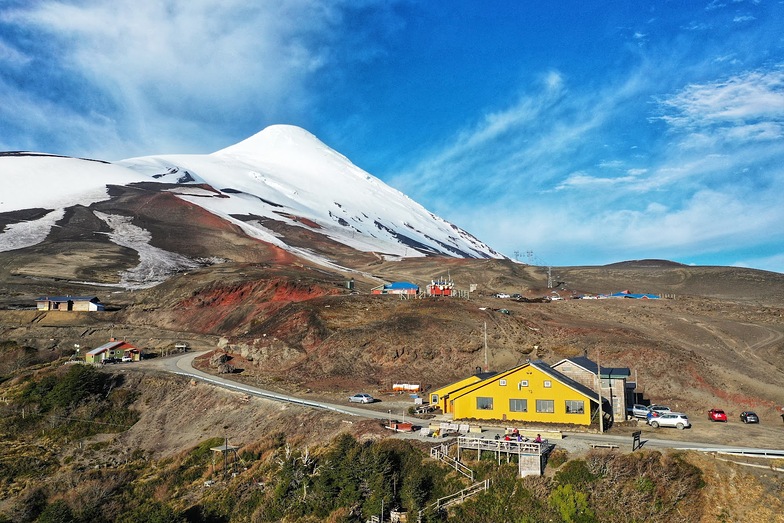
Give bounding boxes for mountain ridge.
[1,125,503,290]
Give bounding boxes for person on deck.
[534,434,542,443]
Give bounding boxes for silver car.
[629,404,650,418]
[348,393,375,404]
[649,412,690,430]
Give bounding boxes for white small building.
[35,296,104,311]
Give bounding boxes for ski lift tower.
[525,250,554,289]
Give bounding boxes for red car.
[708,408,728,422]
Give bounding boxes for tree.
[549,484,595,523]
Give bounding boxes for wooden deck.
[455,436,551,477]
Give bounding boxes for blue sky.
[2,1,783,273]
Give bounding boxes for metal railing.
[417,479,489,522]
[430,445,474,481]
[456,435,548,455]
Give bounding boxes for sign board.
[632,430,642,451]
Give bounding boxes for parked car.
[708,408,728,422]
[628,404,650,418]
[740,411,759,424]
[649,412,690,430]
[348,393,375,404]
[121,355,133,363]
[102,357,120,364]
[646,405,671,423]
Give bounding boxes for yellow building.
[444,361,603,426]
[429,369,498,414]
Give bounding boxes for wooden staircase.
[417,479,489,522]
[419,441,488,522]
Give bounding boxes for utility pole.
[596,357,604,434]
[484,322,488,371]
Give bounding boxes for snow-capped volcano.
[120,125,501,259]
[0,125,503,286]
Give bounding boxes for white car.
[121,356,133,362]
[648,412,690,430]
[348,393,375,404]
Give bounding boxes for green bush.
[554,459,597,486]
[116,501,184,523]
[37,500,78,523]
[550,483,596,523]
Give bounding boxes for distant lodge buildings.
[85,339,142,363]
[427,278,454,297]
[36,295,105,311]
[371,282,420,295]
[430,356,633,427]
[371,278,459,298]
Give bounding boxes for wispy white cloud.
[733,252,784,272]
[0,38,30,66]
[391,58,784,272]
[0,0,392,158]
[656,68,784,124]
[389,69,651,205]
[705,1,727,11]
[555,171,639,190]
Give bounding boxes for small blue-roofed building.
[371,281,420,295]
[609,290,660,299]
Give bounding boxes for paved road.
[138,351,784,456]
[146,350,394,421]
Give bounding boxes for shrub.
[554,459,597,486]
[548,448,569,468]
[549,483,596,523]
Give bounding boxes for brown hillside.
[2,255,782,428]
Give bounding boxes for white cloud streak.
[391,63,784,272]
[654,68,784,140]
[0,0,372,158]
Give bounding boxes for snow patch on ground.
[94,211,201,289]
[0,155,148,213]
[0,209,64,252]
